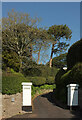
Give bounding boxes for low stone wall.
[2,93,23,118]
[79,88,82,110]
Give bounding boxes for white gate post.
[67,84,79,110]
[22,82,32,113]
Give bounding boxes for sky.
[2,2,80,63]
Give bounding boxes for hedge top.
[67,39,82,69]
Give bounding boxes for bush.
[67,39,82,69]
[70,63,82,87]
[22,67,42,77]
[40,84,56,90]
[40,66,58,77]
[22,65,58,78]
[31,84,56,97]
[46,76,55,84]
[60,63,82,87]
[2,72,29,94]
[55,63,82,103]
[29,76,46,86]
[55,68,66,87]
[54,68,68,103]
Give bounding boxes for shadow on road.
[41,92,81,119]
[41,92,67,109]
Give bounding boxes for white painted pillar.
[22,82,32,112]
[67,84,79,110]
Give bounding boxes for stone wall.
[2,93,23,118]
[79,88,82,110]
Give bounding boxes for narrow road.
[5,92,81,119]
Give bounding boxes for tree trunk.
[29,44,32,61]
[37,48,41,64]
[19,56,22,72]
[50,43,54,68]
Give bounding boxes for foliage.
[2,71,56,95]
[54,62,82,103]
[46,53,67,68]
[52,53,67,68]
[55,68,66,87]
[39,66,58,77]
[2,72,28,94]
[2,9,51,71]
[61,63,82,87]
[27,76,46,86]
[2,50,20,72]
[67,39,82,69]
[31,84,56,97]
[46,76,55,85]
[22,65,58,77]
[48,24,72,67]
[70,63,82,87]
[22,66,41,77]
[2,23,38,72]
[54,68,67,103]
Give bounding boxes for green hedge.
[22,67,42,77]
[2,71,56,95]
[29,77,46,86]
[2,71,56,94]
[54,68,67,103]
[46,76,55,85]
[67,39,82,69]
[60,63,82,87]
[22,66,58,77]
[55,68,66,88]
[55,63,82,103]
[2,72,29,94]
[26,76,55,86]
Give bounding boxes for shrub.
[55,63,82,103]
[31,84,56,97]
[46,76,55,84]
[40,84,56,90]
[29,77,46,86]
[60,63,82,88]
[55,68,66,87]
[67,39,82,69]
[2,72,28,94]
[22,65,58,78]
[22,67,42,77]
[70,63,82,87]
[40,66,58,77]
[54,68,68,103]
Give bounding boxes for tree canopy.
[48,24,72,67]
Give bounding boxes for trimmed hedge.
[2,71,55,94]
[67,39,82,69]
[55,63,82,103]
[46,76,55,85]
[60,63,82,87]
[2,72,29,94]
[22,66,58,77]
[54,68,67,103]
[55,68,66,88]
[22,67,42,77]
[29,77,46,86]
